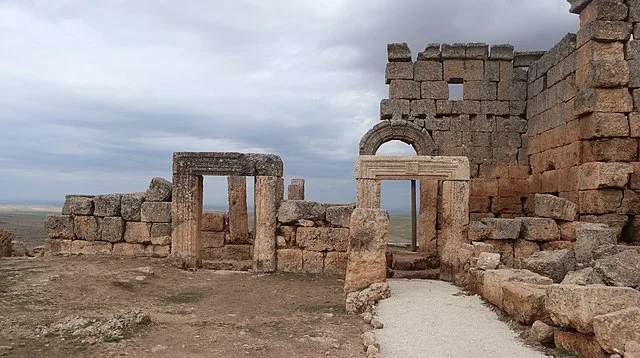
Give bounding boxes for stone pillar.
[287,178,305,200]
[355,179,381,209]
[276,177,284,209]
[418,179,438,255]
[344,208,389,293]
[439,180,470,282]
[227,176,249,244]
[253,176,278,272]
[171,174,203,268]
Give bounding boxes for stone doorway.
[171,152,284,271]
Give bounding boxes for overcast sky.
[0,0,577,211]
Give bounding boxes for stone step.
[202,260,253,271]
[202,244,253,261]
[387,250,439,270]
[388,268,440,280]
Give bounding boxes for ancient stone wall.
[44,177,173,257]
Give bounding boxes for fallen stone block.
[146,177,172,202]
[522,249,576,283]
[514,239,540,268]
[140,202,171,223]
[326,205,355,228]
[558,221,607,241]
[480,218,522,240]
[561,267,604,285]
[528,320,554,343]
[277,200,325,224]
[593,250,640,288]
[593,307,640,354]
[45,215,75,240]
[345,282,390,314]
[94,194,122,217]
[553,330,608,358]
[121,192,145,221]
[501,282,549,325]
[476,252,500,270]
[519,217,560,242]
[534,194,577,221]
[483,240,515,267]
[575,225,618,264]
[0,230,13,257]
[545,285,640,333]
[481,269,553,309]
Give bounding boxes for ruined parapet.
[287,178,305,200]
[44,177,173,258]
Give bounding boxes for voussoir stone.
[277,200,325,224]
[534,194,577,221]
[140,202,172,223]
[146,177,172,202]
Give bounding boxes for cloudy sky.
[0,0,577,211]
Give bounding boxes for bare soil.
[0,256,366,357]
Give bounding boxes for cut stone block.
[227,176,250,244]
[593,249,640,288]
[579,189,624,215]
[534,194,577,221]
[112,242,146,257]
[67,195,94,215]
[477,252,500,270]
[74,215,98,241]
[380,99,411,119]
[140,202,172,223]
[545,284,640,333]
[94,194,122,217]
[277,200,325,224]
[302,250,324,274]
[201,231,225,248]
[287,178,305,200]
[123,222,151,244]
[276,249,303,272]
[480,269,553,309]
[501,282,549,325]
[414,61,443,81]
[519,217,560,242]
[325,205,355,228]
[387,43,411,62]
[389,80,420,99]
[44,215,75,240]
[593,307,640,354]
[553,330,608,358]
[202,212,225,232]
[150,223,171,246]
[121,192,145,221]
[561,267,605,285]
[45,238,72,255]
[468,221,496,241]
[98,217,124,243]
[514,239,540,268]
[558,221,607,241]
[385,62,413,83]
[324,251,348,275]
[479,218,522,240]
[146,177,172,202]
[579,162,633,190]
[522,249,576,283]
[70,241,112,256]
[296,227,349,252]
[575,225,618,264]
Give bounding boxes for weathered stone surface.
[514,239,540,268]
[276,249,303,272]
[626,340,640,358]
[554,330,608,358]
[324,251,348,275]
[227,176,250,244]
[70,240,112,256]
[10,241,28,257]
[477,252,500,270]
[66,195,95,215]
[98,217,124,243]
[296,227,349,252]
[480,269,553,309]
[202,212,225,232]
[287,178,305,200]
[123,222,151,244]
[74,215,98,241]
[302,250,324,274]
[146,244,170,258]
[522,250,576,283]
[45,215,75,240]
[112,242,146,257]
[562,267,605,285]
[385,62,413,83]
[575,225,618,264]
[355,155,469,180]
[345,282,391,314]
[387,43,411,62]
[439,181,470,282]
[0,230,14,257]
[559,221,606,241]
[145,177,172,202]
[121,192,145,221]
[277,200,325,224]
[534,194,577,221]
[468,221,496,241]
[94,194,122,217]
[579,162,633,190]
[344,209,389,293]
[203,244,252,261]
[389,80,420,99]
[173,152,283,177]
[519,217,560,242]
[593,250,640,288]
[502,282,549,325]
[540,241,574,251]
[593,307,640,354]
[326,205,355,228]
[149,223,171,245]
[546,285,640,333]
[484,240,515,267]
[253,176,278,272]
[480,218,522,240]
[579,189,624,214]
[45,238,72,255]
[380,99,411,119]
[140,202,171,223]
[529,320,554,343]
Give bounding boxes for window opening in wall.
[448,81,464,100]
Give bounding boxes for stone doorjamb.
[171,152,283,270]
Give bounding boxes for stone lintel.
[173,152,283,177]
[355,155,470,181]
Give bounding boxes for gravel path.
[375,279,549,358]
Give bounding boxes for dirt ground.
[0,255,367,358]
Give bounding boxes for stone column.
[171,174,203,268]
[439,180,470,282]
[355,179,381,209]
[287,179,305,200]
[227,176,249,244]
[344,208,389,293]
[253,176,278,272]
[418,179,438,255]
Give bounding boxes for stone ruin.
[36,0,640,356]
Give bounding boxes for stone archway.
[358,120,436,156]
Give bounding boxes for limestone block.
[146,244,170,258]
[489,44,514,60]
[501,282,549,325]
[577,60,629,88]
[141,202,172,223]
[593,250,640,287]
[45,238,72,255]
[439,181,470,280]
[463,81,497,101]
[173,152,282,177]
[582,138,638,162]
[580,112,629,139]
[302,250,324,274]
[45,215,75,240]
[344,209,389,293]
[546,284,640,333]
[66,195,94,215]
[420,81,448,100]
[442,60,464,82]
[514,239,540,267]
[112,242,146,257]
[468,221,496,241]
[558,221,606,241]
[74,215,98,241]
[409,99,436,117]
[471,178,498,197]
[441,43,466,59]
[227,176,249,244]
[253,176,278,272]
[380,99,410,119]
[529,320,554,343]
[146,177,172,202]
[533,194,577,222]
[150,223,171,245]
[562,267,605,285]
[480,218,522,240]
[579,162,633,190]
[480,269,553,309]
[277,200,325,224]
[496,117,527,133]
[466,43,489,59]
[477,252,500,270]
[296,227,349,252]
[630,113,640,137]
[326,205,354,228]
[387,43,411,62]
[483,240,515,267]
[389,80,420,99]
[553,330,608,358]
[324,251,348,275]
[522,249,576,283]
[70,241,112,256]
[287,178,305,200]
[578,20,632,45]
[579,189,623,214]
[626,340,640,358]
[98,217,124,243]
[201,231,223,249]
[575,88,633,116]
[202,212,225,231]
[276,249,303,272]
[121,192,145,221]
[417,43,440,60]
[465,60,484,81]
[385,62,413,83]
[580,0,628,22]
[575,224,618,264]
[414,61,442,81]
[94,194,122,217]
